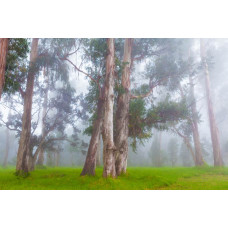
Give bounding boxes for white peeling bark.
[102,38,116,178]
[115,38,133,175]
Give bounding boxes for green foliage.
[83,125,93,136]
[129,98,151,150]
[128,94,189,151]
[4,38,29,94]
[147,96,189,125]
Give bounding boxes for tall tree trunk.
[55,151,60,167]
[102,38,116,178]
[0,38,9,99]
[3,126,10,167]
[37,67,49,166]
[16,38,39,174]
[47,152,54,166]
[115,38,133,175]
[200,39,223,166]
[158,131,162,166]
[28,153,35,172]
[96,134,101,167]
[80,88,105,176]
[189,75,204,166]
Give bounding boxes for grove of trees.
[0,38,226,177]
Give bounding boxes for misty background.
[0,38,227,168]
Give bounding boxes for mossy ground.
[1,166,228,189]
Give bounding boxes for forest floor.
[1,166,228,190]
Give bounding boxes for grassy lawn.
[1,166,228,190]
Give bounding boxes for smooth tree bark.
[16,38,39,174]
[80,87,105,176]
[102,38,116,178]
[3,107,12,167]
[189,74,204,166]
[28,153,36,171]
[179,80,202,166]
[55,150,60,167]
[37,67,49,166]
[200,39,223,166]
[96,134,101,167]
[158,131,162,166]
[0,38,9,99]
[27,140,45,171]
[3,126,10,167]
[115,38,133,175]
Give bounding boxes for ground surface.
[1,166,228,190]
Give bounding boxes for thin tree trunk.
[16,38,39,174]
[55,151,60,167]
[158,131,162,166]
[173,127,196,164]
[115,38,133,175]
[47,152,53,166]
[37,67,49,166]
[200,39,223,166]
[28,140,46,171]
[0,38,8,100]
[102,38,116,178]
[189,75,204,166]
[3,126,10,167]
[80,88,105,176]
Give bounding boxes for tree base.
[15,170,30,178]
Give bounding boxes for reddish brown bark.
[115,38,133,175]
[200,39,223,166]
[0,38,9,99]
[81,89,105,176]
[16,38,39,174]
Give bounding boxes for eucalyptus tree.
[79,39,107,176]
[116,38,191,174]
[200,39,223,166]
[102,38,116,177]
[0,38,8,99]
[166,39,206,166]
[80,38,190,176]
[16,38,39,175]
[126,39,191,155]
[115,38,133,175]
[0,39,80,174]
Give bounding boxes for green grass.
[1,166,228,189]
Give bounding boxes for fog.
[0,38,227,168]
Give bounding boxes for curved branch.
[58,55,102,96]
